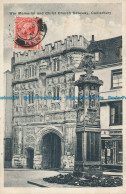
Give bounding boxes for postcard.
[0,0,126,194]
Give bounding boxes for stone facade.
[12,35,89,170]
[10,35,122,170]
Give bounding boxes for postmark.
[14,17,47,50]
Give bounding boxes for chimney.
[92,35,94,42]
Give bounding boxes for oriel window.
[15,68,21,80]
[53,87,60,99]
[94,52,99,61]
[53,59,60,72]
[29,66,32,77]
[29,91,34,104]
[32,66,34,77]
[53,87,56,98]
[111,69,122,88]
[57,60,60,71]
[29,65,35,77]
[25,69,29,78]
[57,87,59,98]
[54,59,56,72]
[110,101,122,125]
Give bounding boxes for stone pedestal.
[74,55,103,176]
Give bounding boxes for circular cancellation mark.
[14,17,47,49]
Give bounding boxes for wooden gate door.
[42,133,61,169]
[27,148,34,168]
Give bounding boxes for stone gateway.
[4,35,122,171]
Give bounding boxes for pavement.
[4,168,123,187]
[4,169,60,187]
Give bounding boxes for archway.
[26,148,34,169]
[42,132,61,169]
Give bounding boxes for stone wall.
[14,35,89,64]
[12,121,76,170]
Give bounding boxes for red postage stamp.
[14,17,47,50]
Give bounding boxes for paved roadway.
[4,169,122,187]
[4,169,60,187]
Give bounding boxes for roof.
[87,36,122,66]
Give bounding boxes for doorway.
[42,133,61,169]
[26,148,34,168]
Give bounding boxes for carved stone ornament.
[87,109,97,123]
[81,54,95,77]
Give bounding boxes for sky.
[4,3,122,71]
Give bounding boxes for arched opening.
[26,148,34,169]
[42,132,61,169]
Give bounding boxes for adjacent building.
[4,70,13,168]
[88,36,122,170]
[6,35,122,170]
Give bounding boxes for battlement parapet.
[14,35,89,64]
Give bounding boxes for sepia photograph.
[0,1,126,193]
